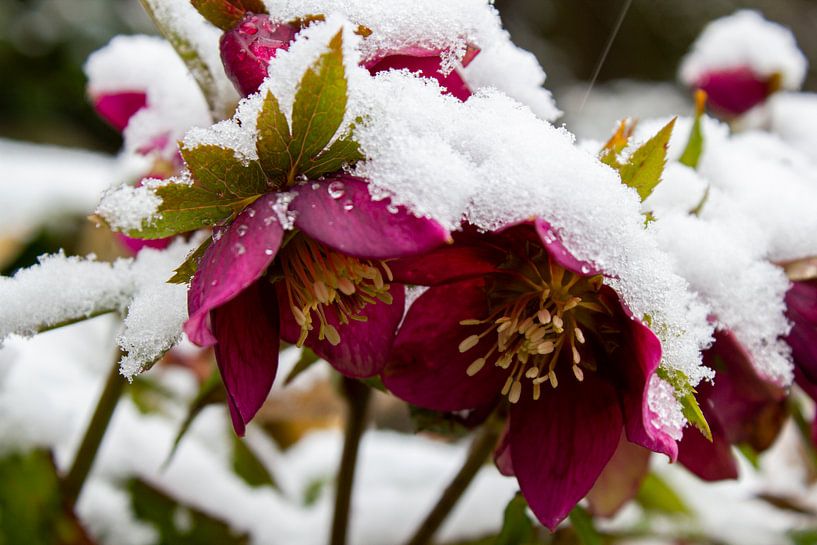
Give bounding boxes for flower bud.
[219,13,297,96]
[695,66,778,117]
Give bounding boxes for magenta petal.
[509,372,623,530]
[291,176,449,260]
[278,282,406,378]
[587,436,651,517]
[533,218,599,277]
[212,279,280,436]
[93,91,148,132]
[494,425,515,477]
[677,403,739,481]
[367,53,472,101]
[116,233,172,255]
[185,194,283,347]
[382,279,507,412]
[787,280,817,384]
[388,244,501,286]
[696,66,771,117]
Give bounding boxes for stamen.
[572,364,584,381]
[501,375,514,396]
[533,382,541,400]
[509,381,522,403]
[537,308,551,324]
[552,315,564,331]
[575,327,585,344]
[548,370,558,388]
[458,335,481,353]
[564,296,581,311]
[466,358,486,376]
[572,345,581,364]
[459,319,483,326]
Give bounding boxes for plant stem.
[403,417,502,545]
[61,349,126,506]
[330,377,372,545]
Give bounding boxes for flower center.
[458,244,609,403]
[274,233,393,346]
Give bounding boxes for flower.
[219,15,474,100]
[677,328,786,481]
[219,13,298,97]
[184,175,449,435]
[786,278,817,443]
[92,91,148,132]
[381,219,676,529]
[693,66,779,117]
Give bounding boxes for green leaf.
[256,91,293,185]
[284,347,320,385]
[0,450,93,545]
[165,370,226,466]
[615,117,676,201]
[656,367,711,441]
[129,145,266,239]
[679,89,707,169]
[598,118,636,169]
[231,435,278,489]
[568,505,602,545]
[128,478,249,545]
[408,406,471,439]
[791,529,817,545]
[191,0,268,31]
[301,133,364,179]
[635,472,691,516]
[493,493,538,545]
[168,236,212,284]
[289,30,348,179]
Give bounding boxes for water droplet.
[327,181,345,199]
[343,200,354,211]
[233,243,246,256]
[237,224,249,237]
[264,248,274,255]
[210,279,219,286]
[312,182,321,190]
[386,203,399,214]
[212,229,223,241]
[246,208,256,218]
[580,265,591,274]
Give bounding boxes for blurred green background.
[1,0,815,152]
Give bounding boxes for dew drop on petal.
[246,208,256,218]
[327,181,345,199]
[312,182,321,190]
[233,243,246,256]
[264,248,274,255]
[580,265,591,274]
[237,224,249,237]
[343,200,354,211]
[386,203,399,214]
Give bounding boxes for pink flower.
[786,279,817,443]
[677,329,786,481]
[184,175,449,435]
[219,13,298,97]
[219,15,474,100]
[92,91,148,132]
[694,66,778,117]
[381,220,675,529]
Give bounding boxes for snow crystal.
[647,375,685,441]
[117,240,197,379]
[679,10,807,90]
[642,162,708,218]
[261,0,559,119]
[85,34,212,158]
[769,92,817,162]
[95,183,161,232]
[0,252,131,342]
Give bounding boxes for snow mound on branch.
[679,10,807,89]
[261,0,560,120]
[0,240,197,379]
[85,34,212,158]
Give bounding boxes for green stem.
[61,349,126,505]
[329,378,372,545]
[403,418,502,545]
[36,309,116,335]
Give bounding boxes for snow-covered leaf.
[616,118,676,201]
[168,237,212,285]
[658,367,712,441]
[191,0,268,31]
[301,132,363,180]
[256,91,293,185]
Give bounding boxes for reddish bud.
[696,66,778,117]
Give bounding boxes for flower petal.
[388,244,502,286]
[277,282,406,378]
[603,288,678,461]
[211,278,280,436]
[93,91,148,132]
[494,424,515,477]
[696,66,771,117]
[382,279,507,411]
[787,280,817,384]
[677,402,739,481]
[291,176,449,259]
[534,218,599,277]
[586,435,651,517]
[367,52,472,101]
[701,329,787,451]
[509,371,623,530]
[185,194,283,347]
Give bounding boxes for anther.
[525,367,539,379]
[574,327,585,344]
[509,381,522,403]
[458,335,481,353]
[548,370,558,388]
[292,306,307,327]
[501,376,514,396]
[572,345,581,364]
[466,358,486,376]
[459,319,483,326]
[313,281,331,303]
[572,364,584,381]
[537,341,555,354]
[537,308,551,324]
[552,315,564,331]
[533,382,541,400]
[564,297,581,311]
[324,324,341,345]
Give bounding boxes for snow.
[679,10,808,90]
[95,183,162,232]
[769,92,817,162]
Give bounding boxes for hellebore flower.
[677,329,787,481]
[92,91,148,132]
[693,66,780,117]
[786,278,817,443]
[219,14,474,100]
[382,219,676,529]
[184,175,448,435]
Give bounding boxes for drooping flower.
[184,175,448,435]
[677,329,787,481]
[693,66,779,117]
[786,278,817,443]
[382,220,676,529]
[218,14,474,99]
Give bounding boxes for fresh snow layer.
[679,10,808,89]
[0,240,196,379]
[261,0,560,120]
[85,34,213,158]
[769,92,817,162]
